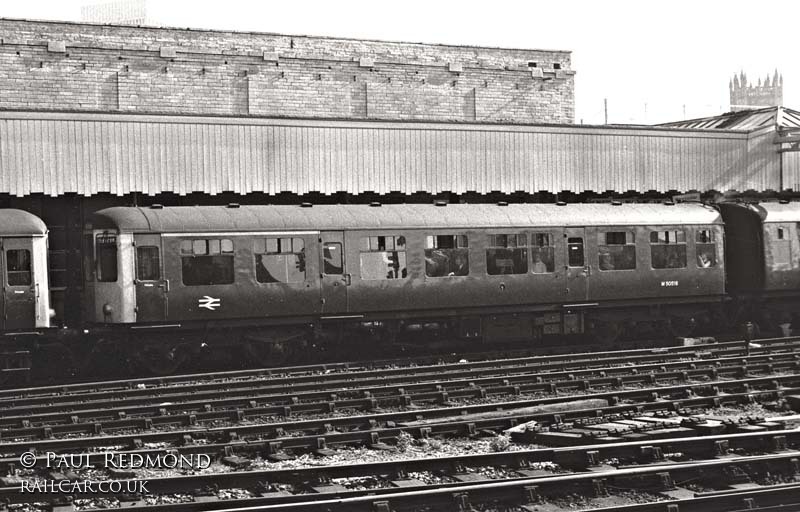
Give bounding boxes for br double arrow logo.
[198,296,221,311]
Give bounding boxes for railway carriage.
[720,201,800,333]
[0,210,50,331]
[83,202,726,370]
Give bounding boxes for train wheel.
[34,343,79,381]
[667,316,696,338]
[591,319,621,344]
[136,344,186,376]
[244,339,294,367]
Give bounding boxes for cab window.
[180,239,234,285]
[255,238,305,283]
[360,235,407,280]
[487,234,527,275]
[95,233,118,282]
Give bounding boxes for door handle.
[160,279,170,292]
[583,266,591,276]
[343,273,352,286]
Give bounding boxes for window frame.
[424,233,470,278]
[531,232,556,274]
[254,237,306,284]
[180,238,235,286]
[135,246,161,282]
[5,248,32,287]
[695,228,718,269]
[649,229,687,269]
[597,230,636,272]
[486,233,528,276]
[358,235,408,281]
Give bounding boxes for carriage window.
[773,226,791,265]
[425,234,469,277]
[487,234,527,275]
[255,238,305,283]
[567,237,584,267]
[650,230,686,269]
[6,249,31,286]
[323,242,343,275]
[598,231,636,270]
[360,235,407,280]
[181,239,234,286]
[136,247,160,281]
[532,233,555,273]
[95,233,118,282]
[696,229,717,268]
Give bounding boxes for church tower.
[730,70,783,112]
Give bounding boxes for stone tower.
[730,70,783,112]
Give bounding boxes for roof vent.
[611,200,622,206]
[497,201,508,206]
[369,201,381,207]
[434,200,448,207]
[150,204,164,209]
[780,199,790,204]
[556,201,567,206]
[300,202,313,208]
[227,203,240,208]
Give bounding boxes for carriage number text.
[660,281,679,287]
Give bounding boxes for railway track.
[2,337,800,511]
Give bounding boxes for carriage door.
[320,232,349,313]
[134,234,167,322]
[3,238,35,330]
[564,228,589,301]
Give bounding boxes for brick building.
[0,18,575,123]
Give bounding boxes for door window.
[567,237,584,267]
[6,249,31,286]
[136,246,161,281]
[323,242,343,275]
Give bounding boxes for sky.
[0,0,797,125]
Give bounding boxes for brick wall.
[0,18,574,123]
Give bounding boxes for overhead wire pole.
[604,98,608,124]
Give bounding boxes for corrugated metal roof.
[0,209,47,236]
[93,203,723,233]
[0,111,762,197]
[660,106,800,131]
